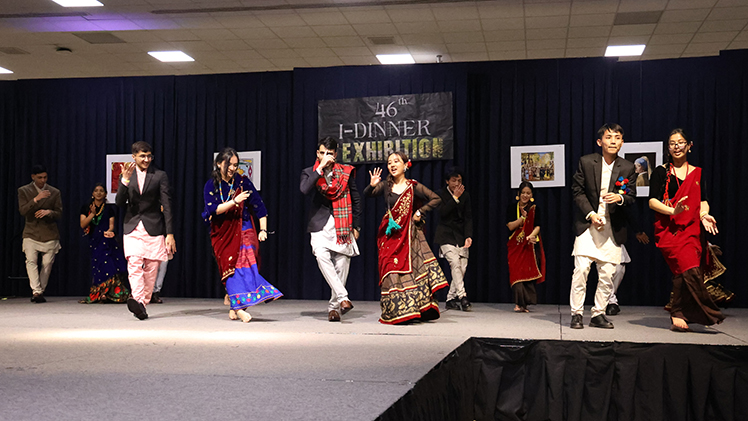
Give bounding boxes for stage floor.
[1,298,746,421]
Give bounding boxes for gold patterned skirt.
[379,224,449,324]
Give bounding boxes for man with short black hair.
[300,137,361,322]
[18,164,63,303]
[435,167,473,311]
[116,141,176,320]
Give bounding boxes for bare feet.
[236,309,252,323]
[514,305,522,312]
[224,294,230,306]
[671,317,691,332]
[229,309,238,320]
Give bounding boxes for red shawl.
[376,181,416,285]
[313,161,355,244]
[507,204,546,285]
[210,186,260,282]
[654,166,703,276]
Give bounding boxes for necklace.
[219,177,235,202]
[663,163,689,206]
[91,202,104,225]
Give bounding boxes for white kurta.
[571,158,621,264]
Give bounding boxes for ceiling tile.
[111,31,163,43]
[245,38,288,49]
[450,52,490,61]
[660,9,711,23]
[213,15,265,29]
[643,44,687,54]
[271,26,317,38]
[568,26,611,38]
[230,27,277,39]
[692,31,739,42]
[303,56,344,67]
[171,17,224,29]
[571,0,619,15]
[338,56,376,66]
[407,44,448,55]
[607,35,651,44]
[654,21,702,34]
[369,45,410,55]
[353,23,397,36]
[483,29,527,42]
[480,18,525,31]
[190,28,237,40]
[442,32,484,44]
[257,48,299,59]
[527,27,568,40]
[488,50,527,61]
[610,24,656,36]
[208,39,251,50]
[566,37,608,48]
[526,16,570,28]
[222,49,263,60]
[131,19,182,31]
[311,25,357,37]
[526,49,562,59]
[685,41,730,52]
[394,21,440,35]
[524,2,571,17]
[708,7,748,20]
[342,10,391,24]
[322,36,365,47]
[527,39,566,49]
[486,40,526,51]
[649,33,694,44]
[400,33,444,44]
[727,39,748,48]
[565,47,605,57]
[447,43,486,53]
[430,5,480,21]
[283,37,327,48]
[477,3,525,19]
[268,57,309,69]
[437,20,480,33]
[386,7,435,23]
[666,0,718,9]
[570,14,615,27]
[298,11,348,26]
[699,19,748,32]
[331,46,371,56]
[618,0,668,13]
[256,13,307,27]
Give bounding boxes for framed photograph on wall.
[510,144,566,188]
[105,154,133,203]
[618,142,662,197]
[213,150,262,191]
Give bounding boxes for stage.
[1,298,746,421]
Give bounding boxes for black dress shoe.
[445,299,460,310]
[32,294,46,303]
[589,314,614,329]
[127,298,148,320]
[570,314,583,329]
[460,296,472,312]
[150,292,163,304]
[605,303,620,316]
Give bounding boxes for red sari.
[507,203,546,285]
[376,181,448,324]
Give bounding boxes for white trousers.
[608,263,625,305]
[440,244,468,301]
[23,238,60,295]
[313,248,351,312]
[570,255,617,318]
[154,259,168,293]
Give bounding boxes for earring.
[515,195,519,201]
[530,198,535,202]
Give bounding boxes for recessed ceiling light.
[148,51,195,62]
[51,0,104,7]
[605,45,646,57]
[376,54,415,65]
[0,66,13,74]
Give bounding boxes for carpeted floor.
[1,297,745,421]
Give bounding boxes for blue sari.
[80,203,130,303]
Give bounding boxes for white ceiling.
[1,0,747,80]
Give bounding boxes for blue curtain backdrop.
[1,50,746,308]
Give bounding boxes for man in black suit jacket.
[434,167,473,311]
[570,124,636,330]
[300,137,361,322]
[116,141,176,320]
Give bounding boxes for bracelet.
[260,229,267,233]
[232,198,238,205]
[699,212,708,220]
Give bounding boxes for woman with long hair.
[506,181,546,312]
[79,183,130,303]
[649,129,724,332]
[202,148,282,322]
[364,151,448,324]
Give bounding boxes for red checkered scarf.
[313,160,354,244]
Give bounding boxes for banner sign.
[318,92,453,164]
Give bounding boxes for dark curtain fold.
[1,51,747,307]
[377,338,748,421]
